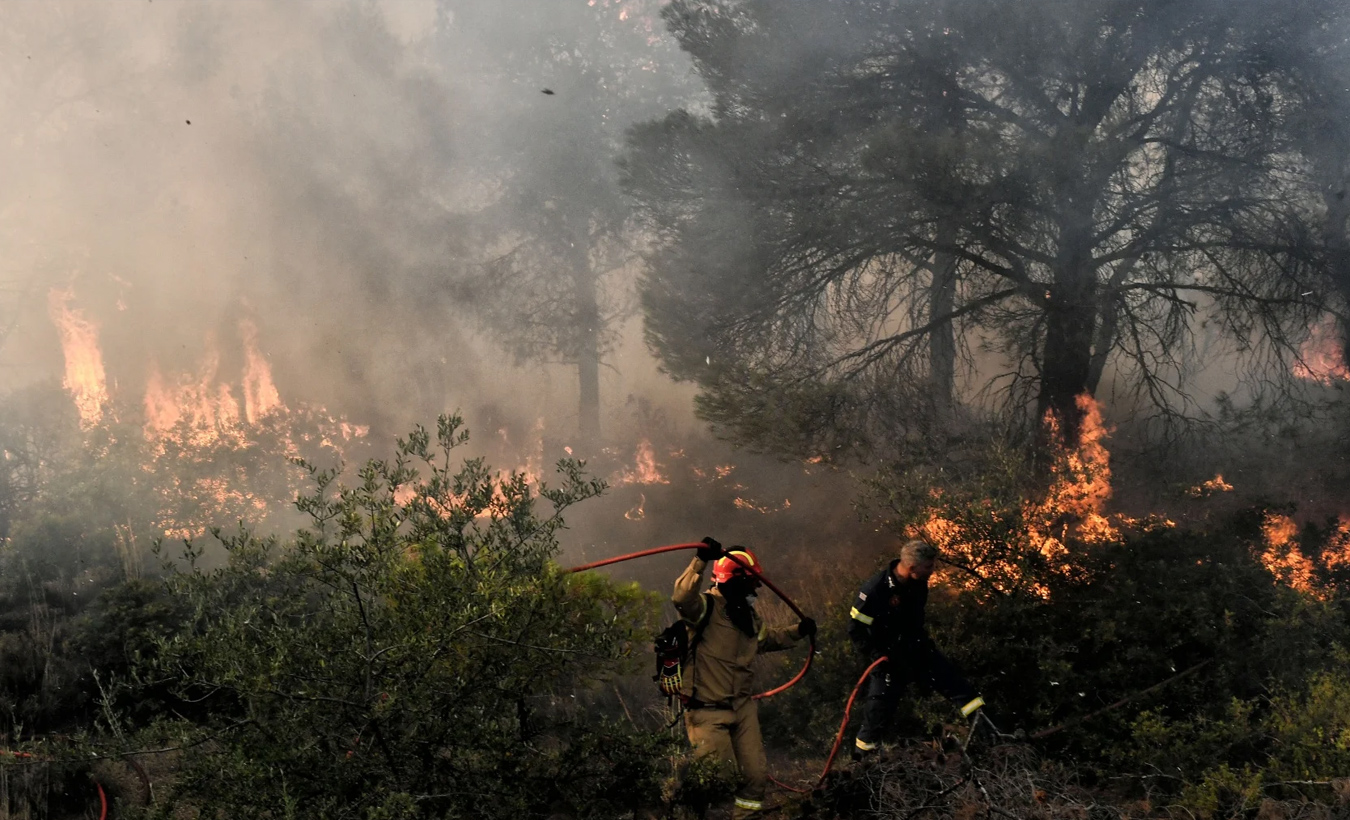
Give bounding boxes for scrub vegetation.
[5,0,1350,818]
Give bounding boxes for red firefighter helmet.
[712,548,761,584]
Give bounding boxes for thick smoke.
[0,1,891,568]
[11,0,1343,552]
[0,0,701,441]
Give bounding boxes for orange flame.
[917,394,1141,597]
[1023,394,1119,562]
[144,364,180,431]
[612,438,669,485]
[48,287,109,427]
[143,321,291,447]
[733,496,791,514]
[1259,512,1316,594]
[43,294,371,540]
[1320,521,1350,572]
[144,339,247,446]
[1292,318,1350,384]
[240,318,281,423]
[1186,474,1234,499]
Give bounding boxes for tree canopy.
[624,0,1346,460]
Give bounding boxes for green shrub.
[131,415,670,820]
[0,510,126,736]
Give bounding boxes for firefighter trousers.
[856,653,976,749]
[685,699,767,818]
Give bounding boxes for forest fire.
[611,438,668,485]
[41,291,382,540]
[917,395,1141,595]
[144,320,286,446]
[48,287,109,427]
[47,286,291,449]
[13,6,1350,817]
[1259,512,1317,594]
[1292,318,1350,384]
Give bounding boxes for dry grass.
[783,742,1348,820]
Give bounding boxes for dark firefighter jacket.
[672,556,801,707]
[848,559,930,659]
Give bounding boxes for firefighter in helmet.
[672,536,816,818]
[848,538,987,756]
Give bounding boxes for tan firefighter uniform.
[672,555,803,819]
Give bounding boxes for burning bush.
[757,395,1350,814]
[128,414,671,819]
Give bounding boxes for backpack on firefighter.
[654,592,713,698]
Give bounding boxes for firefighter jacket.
[848,559,933,660]
[672,556,801,707]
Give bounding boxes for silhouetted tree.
[444,0,696,447]
[1277,4,1350,366]
[625,0,1325,459]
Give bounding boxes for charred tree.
[1281,8,1350,370]
[1325,180,1350,359]
[568,222,603,444]
[627,0,1320,459]
[930,221,959,422]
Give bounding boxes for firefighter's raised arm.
[672,537,725,623]
[758,616,814,652]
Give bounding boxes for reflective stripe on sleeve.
[855,737,878,751]
[734,796,764,811]
[849,606,874,625]
[960,696,986,717]
[757,622,767,641]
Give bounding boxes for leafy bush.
[0,510,127,736]
[132,415,670,820]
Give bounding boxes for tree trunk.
[1038,223,1099,451]
[1322,175,1350,363]
[930,220,958,421]
[569,231,602,447]
[1087,256,1142,394]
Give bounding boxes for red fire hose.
[816,656,888,784]
[565,542,816,700]
[759,655,891,796]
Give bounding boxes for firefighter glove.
[797,617,817,639]
[697,536,725,562]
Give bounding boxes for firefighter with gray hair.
[847,538,986,756]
